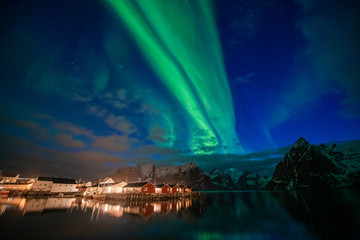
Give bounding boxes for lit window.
[144,187,148,191]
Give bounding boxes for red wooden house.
[179,185,191,193]
[155,184,171,193]
[169,184,181,193]
[123,182,156,193]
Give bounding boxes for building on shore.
[50,178,77,193]
[31,177,78,193]
[100,177,114,184]
[122,182,156,193]
[31,177,53,191]
[155,184,171,194]
[84,181,127,195]
[169,184,181,193]
[0,172,19,183]
[178,185,191,193]
[0,177,35,192]
[0,182,34,191]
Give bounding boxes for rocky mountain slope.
[107,138,359,191]
[109,162,270,191]
[110,162,214,190]
[205,168,270,190]
[265,137,360,190]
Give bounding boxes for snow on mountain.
[266,138,360,190]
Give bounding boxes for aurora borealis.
[0,0,359,178]
[107,0,240,154]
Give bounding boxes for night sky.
[1,0,359,179]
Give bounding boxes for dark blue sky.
[1,0,359,178]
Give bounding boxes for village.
[0,172,193,201]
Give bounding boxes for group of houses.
[1,172,191,197]
[84,177,191,196]
[0,172,35,192]
[0,173,79,195]
[31,177,78,193]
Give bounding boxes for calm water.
[0,190,359,240]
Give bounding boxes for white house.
[102,181,127,194]
[100,177,114,184]
[50,178,77,193]
[84,181,127,196]
[31,177,77,193]
[31,177,53,192]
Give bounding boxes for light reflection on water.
[0,190,359,240]
[0,197,193,221]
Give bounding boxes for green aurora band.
[107,0,243,154]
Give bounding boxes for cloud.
[52,121,95,139]
[135,103,158,114]
[128,156,156,165]
[105,114,138,135]
[87,106,108,118]
[268,0,360,127]
[56,150,126,164]
[93,134,138,152]
[296,0,360,114]
[171,145,291,176]
[148,126,172,143]
[133,145,180,156]
[0,133,126,179]
[70,90,94,103]
[55,133,85,149]
[14,120,50,141]
[101,89,132,110]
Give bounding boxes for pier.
[105,192,199,202]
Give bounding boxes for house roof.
[155,184,169,188]
[169,184,179,188]
[91,182,127,187]
[2,173,18,177]
[1,182,32,185]
[100,177,114,183]
[37,177,53,181]
[52,178,76,184]
[124,182,152,188]
[178,185,187,188]
[97,182,117,187]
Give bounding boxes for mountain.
[205,168,271,190]
[236,170,271,190]
[107,138,360,191]
[205,168,236,190]
[110,162,214,190]
[109,162,270,191]
[265,137,360,190]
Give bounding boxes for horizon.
[1,0,359,179]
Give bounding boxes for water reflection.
[0,197,193,221]
[0,190,359,239]
[80,198,192,221]
[0,197,77,215]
